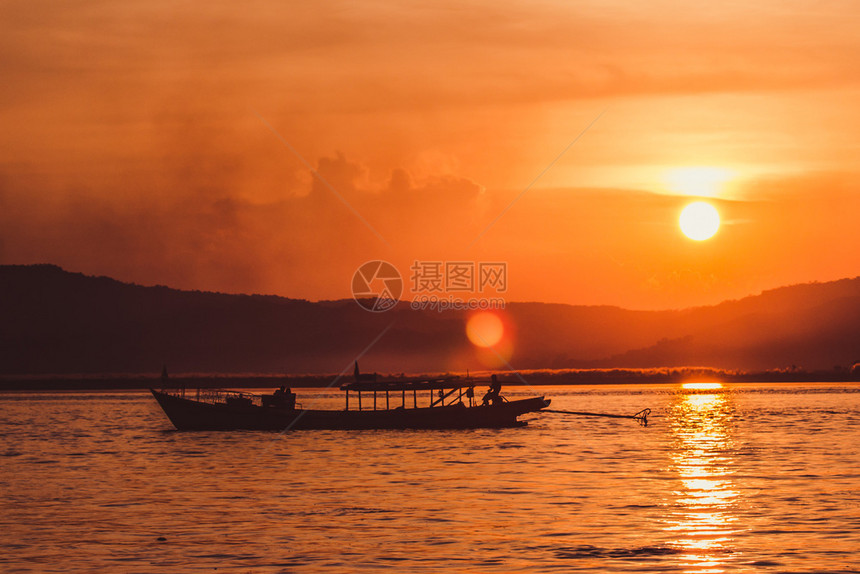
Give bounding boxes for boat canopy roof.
[340,377,477,392]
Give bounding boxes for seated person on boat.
[482,375,503,406]
[263,385,297,409]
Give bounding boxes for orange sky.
[1,0,858,309]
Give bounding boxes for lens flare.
[466,312,504,348]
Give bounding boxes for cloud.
[1,1,859,309]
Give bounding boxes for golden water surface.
[1,383,858,572]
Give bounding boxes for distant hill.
[1,264,858,374]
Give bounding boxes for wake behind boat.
[151,365,550,431]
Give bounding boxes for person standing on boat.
[482,375,503,406]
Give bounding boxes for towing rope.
[544,408,651,426]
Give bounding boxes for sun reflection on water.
[682,382,723,391]
[666,389,739,572]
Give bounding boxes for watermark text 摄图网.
[351,260,508,312]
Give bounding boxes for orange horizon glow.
[1,1,858,310]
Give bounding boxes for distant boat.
[150,365,550,431]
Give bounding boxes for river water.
[1,383,858,573]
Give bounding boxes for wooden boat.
[150,368,550,431]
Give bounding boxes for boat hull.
[150,389,550,431]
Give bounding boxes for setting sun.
[679,201,721,241]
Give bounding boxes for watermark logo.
[352,260,507,312]
[351,261,403,312]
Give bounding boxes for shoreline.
[1,370,858,391]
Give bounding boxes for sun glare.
[679,202,720,241]
[682,382,724,390]
[665,167,734,198]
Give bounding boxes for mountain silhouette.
[1,264,857,374]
